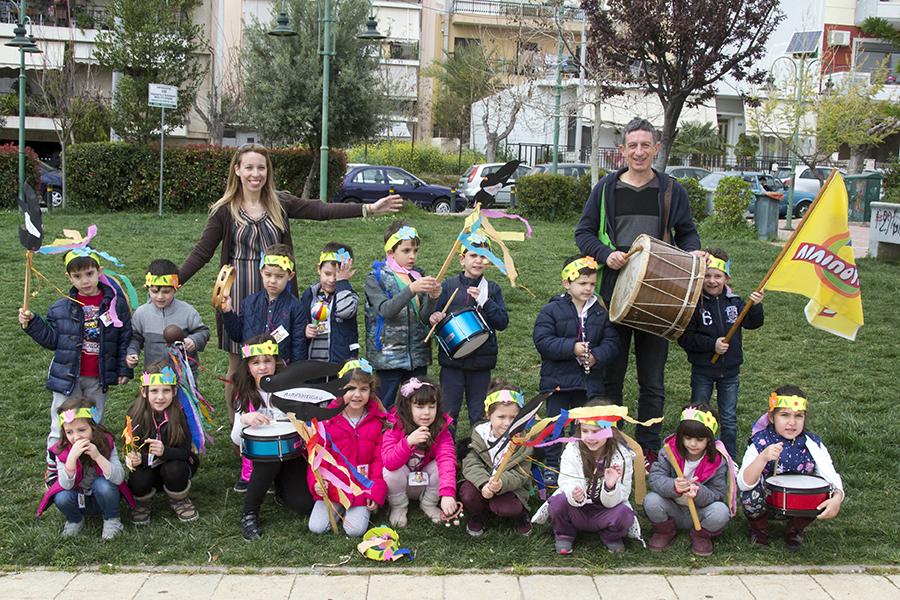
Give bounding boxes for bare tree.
[194,46,243,146]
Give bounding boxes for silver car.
[457,162,532,206]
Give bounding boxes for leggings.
[242,457,313,516]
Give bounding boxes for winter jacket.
[37,434,134,517]
[222,287,306,363]
[179,192,364,351]
[128,298,209,378]
[575,168,700,302]
[648,435,733,511]
[677,290,764,378]
[299,280,360,364]
[533,294,619,397]
[532,440,642,539]
[381,408,457,498]
[126,411,199,471]
[307,397,387,507]
[434,271,508,371]
[24,282,133,395]
[462,421,532,507]
[364,260,436,371]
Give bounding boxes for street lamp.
[767,55,832,231]
[5,3,40,218]
[269,3,383,203]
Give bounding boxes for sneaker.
[466,515,485,537]
[233,479,249,493]
[273,493,285,507]
[101,517,124,540]
[44,466,58,489]
[604,538,625,553]
[643,449,659,474]
[241,512,263,541]
[514,514,533,537]
[266,484,276,495]
[61,518,85,538]
[555,540,573,554]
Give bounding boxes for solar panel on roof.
[786,31,822,56]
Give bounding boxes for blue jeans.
[690,372,739,461]
[439,367,491,438]
[376,366,428,410]
[54,476,122,522]
[603,323,668,453]
[543,389,587,475]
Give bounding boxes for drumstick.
[489,439,518,484]
[423,288,458,342]
[663,444,701,531]
[621,244,644,261]
[436,240,462,282]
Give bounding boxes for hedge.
[0,144,42,209]
[64,143,348,211]
[514,171,602,221]
[346,140,483,176]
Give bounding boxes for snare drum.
[609,234,705,340]
[241,421,303,462]
[435,308,491,359]
[764,474,832,517]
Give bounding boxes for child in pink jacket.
[308,359,387,537]
[382,377,458,527]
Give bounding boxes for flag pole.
[711,169,840,363]
[22,250,32,328]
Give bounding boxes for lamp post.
[5,1,40,214]
[269,2,383,203]
[767,55,832,231]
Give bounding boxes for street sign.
[148,83,178,109]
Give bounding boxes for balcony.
[450,0,583,22]
[855,0,900,26]
[1,0,112,30]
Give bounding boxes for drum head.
[609,234,651,323]
[449,330,490,359]
[766,474,829,492]
[243,420,298,439]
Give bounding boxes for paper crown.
[708,256,730,276]
[58,406,100,426]
[259,253,295,273]
[768,393,807,412]
[145,273,179,290]
[241,340,279,358]
[339,358,373,378]
[680,406,719,436]
[459,232,490,254]
[64,248,100,268]
[319,248,351,265]
[384,226,418,253]
[483,390,524,412]
[562,256,598,281]
[141,366,177,387]
[357,526,412,562]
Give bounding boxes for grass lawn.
[1,206,899,571]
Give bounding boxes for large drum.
[241,421,303,462]
[764,474,832,517]
[609,234,705,340]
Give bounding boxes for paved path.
[776,220,870,259]
[2,568,900,600]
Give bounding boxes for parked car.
[665,165,711,181]
[457,162,531,206]
[526,162,590,180]
[39,161,63,208]
[781,166,845,194]
[698,171,817,218]
[333,165,465,213]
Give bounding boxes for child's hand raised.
[336,258,356,281]
[221,293,233,313]
[147,439,165,457]
[409,276,437,295]
[604,464,623,489]
[406,426,430,447]
[466,286,480,300]
[17,307,34,326]
[83,441,101,461]
[760,441,783,463]
[750,290,764,304]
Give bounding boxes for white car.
[457,162,531,207]
[782,166,845,194]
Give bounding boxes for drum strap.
[662,180,673,244]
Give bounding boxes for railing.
[1,0,113,30]
[450,0,583,21]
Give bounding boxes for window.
[386,169,417,186]
[353,168,384,185]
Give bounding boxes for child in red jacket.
[308,359,387,536]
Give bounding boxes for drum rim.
[436,307,482,328]
[448,329,491,359]
[609,234,652,322]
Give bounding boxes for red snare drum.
[764,474,832,517]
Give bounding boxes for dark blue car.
[39,161,63,208]
[333,165,465,214]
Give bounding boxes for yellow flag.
[764,173,863,340]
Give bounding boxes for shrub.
[346,140,483,176]
[696,215,757,240]
[0,143,42,210]
[881,156,900,204]
[514,173,580,221]
[64,143,346,211]
[712,175,753,227]
[679,176,708,223]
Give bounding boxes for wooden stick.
[436,239,461,282]
[313,467,340,535]
[423,288,458,342]
[22,250,32,329]
[622,244,643,261]
[663,444,701,531]
[489,441,518,483]
[711,169,840,364]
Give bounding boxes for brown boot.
[690,526,721,556]
[747,513,769,547]
[785,516,815,551]
[648,518,677,551]
[131,489,155,525]
[165,481,199,522]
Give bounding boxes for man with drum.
[575,118,701,470]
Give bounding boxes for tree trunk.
[485,133,497,163]
[654,99,684,172]
[302,156,316,200]
[848,144,867,175]
[591,101,601,186]
[60,144,67,209]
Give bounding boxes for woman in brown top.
[179,144,401,425]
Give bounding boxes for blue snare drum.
[435,308,491,359]
[241,421,303,462]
